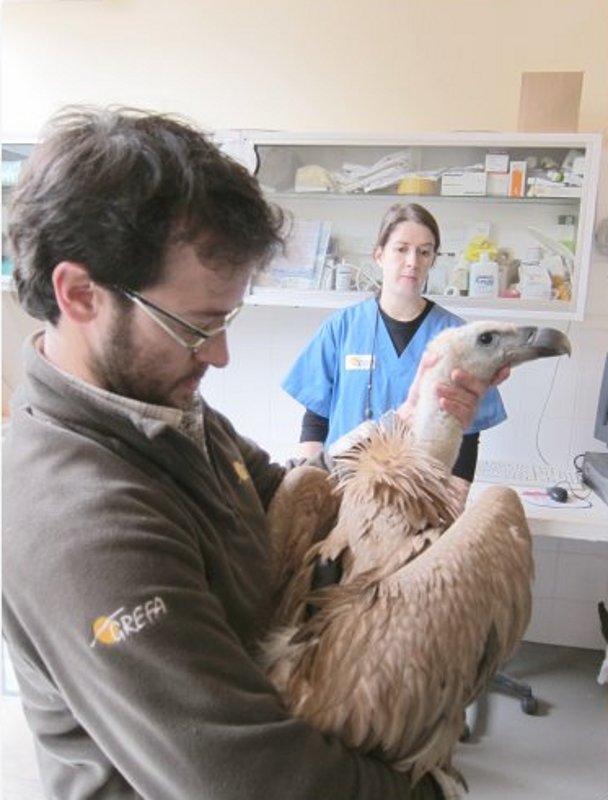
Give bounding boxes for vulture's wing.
[267,465,340,625]
[265,485,532,783]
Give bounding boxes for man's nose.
[193,331,229,368]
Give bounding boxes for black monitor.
[594,354,608,447]
[582,354,608,505]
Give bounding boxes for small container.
[469,252,499,298]
[522,246,542,266]
[450,254,470,295]
[508,160,527,197]
[319,256,336,290]
[519,247,552,300]
[426,252,454,295]
[520,264,553,301]
[557,214,577,252]
[334,260,352,291]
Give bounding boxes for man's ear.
[52,262,102,322]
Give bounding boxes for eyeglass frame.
[111,285,243,354]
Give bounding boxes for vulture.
[262,321,571,789]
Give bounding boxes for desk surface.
[470,482,608,543]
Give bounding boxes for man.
[3,106,495,799]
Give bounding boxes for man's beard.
[86,309,199,410]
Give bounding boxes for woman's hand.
[396,353,510,431]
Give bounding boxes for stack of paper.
[255,219,332,289]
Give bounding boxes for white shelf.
[241,129,601,148]
[267,191,582,204]
[245,288,373,308]
[245,287,577,320]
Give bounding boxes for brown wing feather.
[266,465,340,625]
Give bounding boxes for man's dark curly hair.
[9,105,285,323]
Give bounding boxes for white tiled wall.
[526,537,608,649]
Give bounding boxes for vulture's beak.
[505,326,572,366]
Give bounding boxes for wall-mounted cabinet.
[221,130,602,321]
[4,132,602,321]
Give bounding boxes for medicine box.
[485,152,509,173]
[486,173,510,197]
[440,171,487,197]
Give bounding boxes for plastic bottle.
[557,214,576,253]
[334,259,352,291]
[426,252,454,295]
[319,256,336,290]
[449,253,470,295]
[469,251,499,298]
[520,246,552,301]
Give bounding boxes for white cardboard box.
[486,172,510,196]
[440,171,487,196]
[485,152,509,173]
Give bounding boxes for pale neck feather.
[410,352,464,472]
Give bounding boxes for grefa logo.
[90,596,168,647]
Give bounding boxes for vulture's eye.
[477,332,497,346]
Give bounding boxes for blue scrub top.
[282,297,506,447]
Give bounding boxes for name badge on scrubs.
[345,354,374,370]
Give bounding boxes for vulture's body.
[263,321,571,786]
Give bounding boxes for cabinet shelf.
[246,288,373,309]
[245,287,576,320]
[266,191,581,205]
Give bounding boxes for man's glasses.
[112,286,243,354]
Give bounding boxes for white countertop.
[469,482,608,543]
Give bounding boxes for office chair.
[462,668,537,741]
[491,670,538,714]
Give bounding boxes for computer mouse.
[547,485,569,503]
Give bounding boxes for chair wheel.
[459,724,471,742]
[521,695,538,715]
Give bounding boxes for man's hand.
[396,353,510,431]
[439,364,510,430]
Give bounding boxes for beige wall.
[2,0,608,137]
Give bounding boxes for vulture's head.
[413,321,571,470]
[425,321,571,382]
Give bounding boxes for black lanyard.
[364,302,381,421]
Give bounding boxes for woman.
[282,202,506,491]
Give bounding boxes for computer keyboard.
[475,459,580,487]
